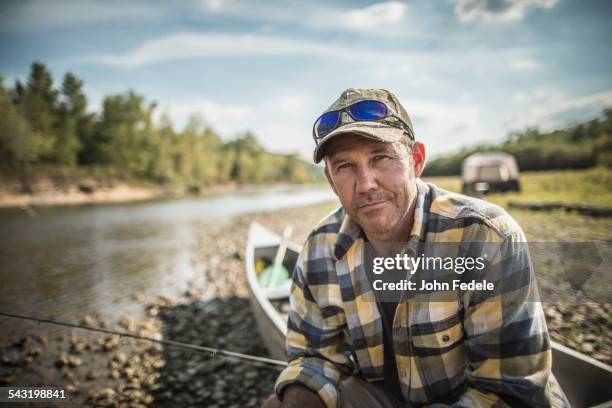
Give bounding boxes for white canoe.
[245,222,612,407]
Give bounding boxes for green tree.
[96,90,157,176]
[0,80,44,192]
[55,72,86,166]
[14,62,58,161]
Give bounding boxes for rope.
[0,312,288,369]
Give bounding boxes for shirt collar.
[333,179,431,261]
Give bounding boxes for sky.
[1,0,611,161]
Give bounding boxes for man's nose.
[355,166,378,193]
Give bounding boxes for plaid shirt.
[275,180,558,407]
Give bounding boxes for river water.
[0,186,336,344]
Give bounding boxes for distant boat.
[462,152,520,196]
[245,222,612,408]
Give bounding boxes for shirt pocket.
[410,315,467,391]
[411,315,464,349]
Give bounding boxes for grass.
[424,167,612,207]
[423,168,612,242]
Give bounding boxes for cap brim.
[313,122,404,163]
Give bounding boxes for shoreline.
[0,184,162,209]
[0,181,328,209]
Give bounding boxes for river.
[0,186,336,344]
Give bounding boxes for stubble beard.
[350,184,417,242]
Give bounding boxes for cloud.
[202,0,229,12]
[82,32,418,67]
[275,95,310,118]
[256,121,314,159]
[454,0,559,23]
[0,0,165,32]
[505,89,612,130]
[155,93,313,156]
[339,1,407,31]
[198,0,411,37]
[407,100,484,155]
[511,88,564,105]
[158,99,253,135]
[509,58,540,71]
[0,74,25,88]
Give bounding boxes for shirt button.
[442,334,450,342]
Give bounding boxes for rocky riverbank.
[0,201,610,407]
[0,201,339,407]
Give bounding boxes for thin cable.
[0,312,287,369]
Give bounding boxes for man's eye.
[336,163,351,171]
[374,155,390,162]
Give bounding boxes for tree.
[2,62,321,188]
[14,62,58,161]
[97,90,157,176]
[55,72,86,166]
[0,80,44,192]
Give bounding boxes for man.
[263,89,566,407]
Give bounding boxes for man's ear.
[323,163,338,196]
[412,142,426,177]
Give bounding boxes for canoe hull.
[245,223,298,361]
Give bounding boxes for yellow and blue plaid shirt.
[275,179,558,407]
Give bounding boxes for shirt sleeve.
[451,229,559,407]
[274,238,355,408]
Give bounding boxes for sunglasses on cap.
[312,99,413,141]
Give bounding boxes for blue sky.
[1,0,611,160]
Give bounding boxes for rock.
[34,335,48,345]
[55,351,70,368]
[70,338,87,353]
[122,367,136,379]
[86,371,97,380]
[104,335,120,351]
[78,182,95,194]
[113,352,128,364]
[68,355,82,367]
[128,355,141,365]
[544,307,561,321]
[81,315,94,326]
[582,343,595,353]
[118,317,135,331]
[26,346,42,357]
[0,373,15,385]
[147,306,159,317]
[152,359,165,369]
[63,370,75,381]
[66,383,78,394]
[11,336,30,349]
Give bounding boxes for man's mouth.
[357,199,389,209]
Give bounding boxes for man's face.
[324,133,425,242]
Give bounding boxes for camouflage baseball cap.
[313,88,414,163]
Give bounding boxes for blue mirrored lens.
[349,100,387,121]
[315,111,340,138]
